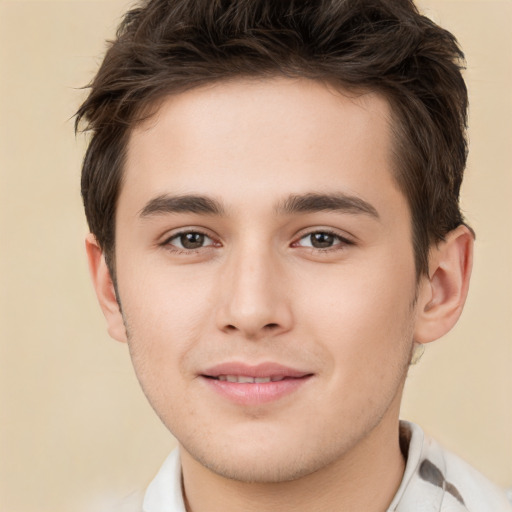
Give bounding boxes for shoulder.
[394,421,512,512]
[439,442,512,512]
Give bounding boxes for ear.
[414,224,474,344]
[85,234,128,343]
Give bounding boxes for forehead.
[122,77,401,216]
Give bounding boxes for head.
[77,0,469,280]
[78,0,473,487]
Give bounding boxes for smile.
[215,375,287,383]
[201,362,313,405]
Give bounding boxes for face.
[114,78,421,482]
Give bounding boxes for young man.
[76,0,512,510]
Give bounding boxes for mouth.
[200,362,313,405]
[206,375,294,383]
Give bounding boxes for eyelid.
[292,227,355,248]
[160,227,221,250]
[157,226,354,252]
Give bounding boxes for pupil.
[311,232,334,248]
[181,233,204,249]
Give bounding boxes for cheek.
[295,272,415,427]
[295,258,416,375]
[118,270,216,425]
[118,266,215,376]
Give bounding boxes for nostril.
[264,323,279,330]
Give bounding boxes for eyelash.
[162,229,218,254]
[293,229,354,253]
[161,229,354,255]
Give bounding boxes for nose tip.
[215,254,293,340]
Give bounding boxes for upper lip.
[202,362,312,379]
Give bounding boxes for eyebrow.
[138,192,379,220]
[139,194,226,217]
[276,192,380,219]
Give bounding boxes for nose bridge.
[216,237,291,338]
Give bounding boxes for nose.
[215,245,293,340]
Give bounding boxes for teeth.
[216,375,284,383]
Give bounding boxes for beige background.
[0,0,511,510]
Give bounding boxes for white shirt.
[143,422,512,511]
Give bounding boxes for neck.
[180,407,406,512]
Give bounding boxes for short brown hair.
[76,0,469,276]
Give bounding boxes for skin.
[87,77,473,512]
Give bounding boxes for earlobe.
[414,224,474,344]
[85,234,128,343]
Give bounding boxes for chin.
[179,426,355,484]
[191,449,321,483]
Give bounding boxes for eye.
[166,231,215,250]
[295,231,349,249]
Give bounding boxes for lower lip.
[202,376,312,405]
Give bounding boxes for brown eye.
[168,231,214,250]
[296,231,349,250]
[180,232,205,249]
[310,232,335,248]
